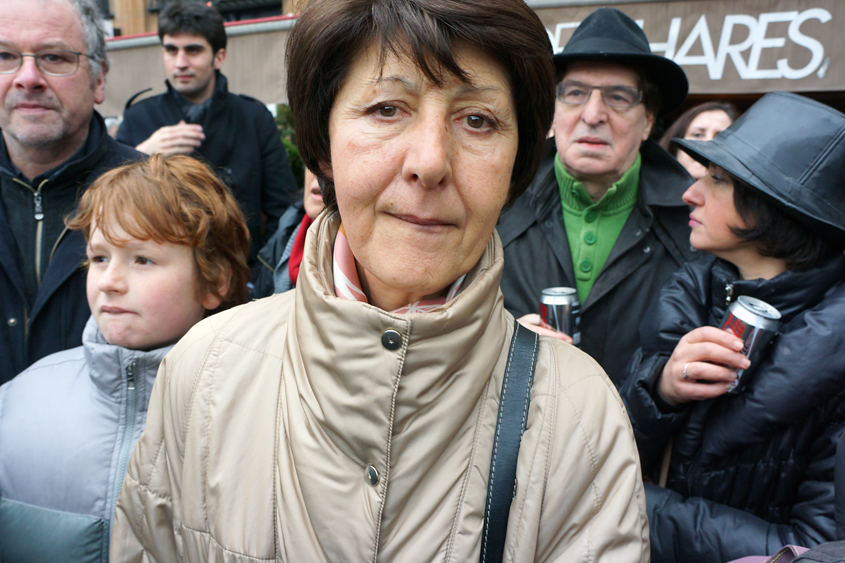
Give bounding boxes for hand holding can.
[719,296,781,394]
[539,287,581,347]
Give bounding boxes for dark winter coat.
[116,73,297,263]
[619,254,845,563]
[0,112,141,381]
[497,138,696,383]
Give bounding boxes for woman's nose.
[403,113,453,189]
[682,180,703,206]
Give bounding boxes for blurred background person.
[0,155,249,563]
[110,0,649,561]
[117,0,297,267]
[253,168,324,298]
[659,100,739,179]
[620,93,845,563]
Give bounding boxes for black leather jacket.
[117,74,297,263]
[497,138,696,383]
[619,254,845,562]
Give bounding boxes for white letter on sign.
[714,15,757,80]
[746,12,795,79]
[674,15,719,78]
[779,8,831,79]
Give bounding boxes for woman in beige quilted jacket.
[109,0,649,561]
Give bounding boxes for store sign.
[535,0,844,93]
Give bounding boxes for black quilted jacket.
[619,253,845,563]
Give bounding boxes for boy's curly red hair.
[67,154,250,310]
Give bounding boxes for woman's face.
[682,164,755,261]
[676,110,733,179]
[325,44,518,310]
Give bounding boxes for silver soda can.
[719,295,781,394]
[539,287,581,347]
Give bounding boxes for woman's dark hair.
[158,1,227,54]
[731,177,840,270]
[659,101,739,156]
[286,0,556,213]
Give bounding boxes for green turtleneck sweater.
[555,153,641,303]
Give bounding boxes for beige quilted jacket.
[110,213,649,562]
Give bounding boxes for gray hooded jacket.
[0,316,171,563]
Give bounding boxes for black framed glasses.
[556,80,643,109]
[0,48,90,77]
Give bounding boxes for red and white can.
[719,295,781,394]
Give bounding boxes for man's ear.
[212,48,226,70]
[93,65,106,105]
[642,109,656,141]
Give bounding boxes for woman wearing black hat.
[619,92,845,562]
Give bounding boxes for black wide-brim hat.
[675,92,845,243]
[554,7,688,116]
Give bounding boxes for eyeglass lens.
[557,81,641,108]
[0,49,80,76]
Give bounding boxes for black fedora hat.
[674,92,845,243]
[554,7,688,116]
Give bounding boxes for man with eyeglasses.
[498,7,697,384]
[116,1,297,269]
[0,0,141,380]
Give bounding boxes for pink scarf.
[332,224,464,313]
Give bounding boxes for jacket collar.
[709,254,845,325]
[165,72,229,110]
[81,316,172,409]
[289,211,510,475]
[0,111,109,185]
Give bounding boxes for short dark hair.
[286,0,556,213]
[731,177,841,270]
[158,1,227,54]
[660,101,739,157]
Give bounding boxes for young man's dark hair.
[158,0,227,53]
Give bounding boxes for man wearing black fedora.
[498,7,697,383]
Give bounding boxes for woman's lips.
[689,214,702,227]
[393,213,452,228]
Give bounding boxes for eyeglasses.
[556,80,642,109]
[0,48,90,77]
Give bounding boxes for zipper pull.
[126,359,136,390]
[725,283,734,306]
[33,192,43,221]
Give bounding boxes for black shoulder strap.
[481,320,539,563]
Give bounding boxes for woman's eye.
[377,106,397,118]
[89,255,106,263]
[466,115,486,129]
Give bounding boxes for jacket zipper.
[12,178,49,285]
[725,283,735,306]
[111,357,138,536]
